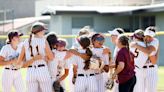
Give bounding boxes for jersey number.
[134,48,139,58]
[30,45,40,57]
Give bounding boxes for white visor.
[108,30,120,36]
[144,30,156,37]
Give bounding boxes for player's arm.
[0,56,17,66]
[73,65,77,77]
[22,55,43,68]
[149,45,160,64]
[72,64,77,84]
[69,49,90,60]
[57,69,69,82]
[102,54,110,72]
[131,43,155,55]
[45,40,54,61]
[112,62,124,79]
[17,46,26,65]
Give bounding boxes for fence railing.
[0,31,164,39]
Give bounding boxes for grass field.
[0,67,163,92]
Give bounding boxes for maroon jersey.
[116,47,135,84]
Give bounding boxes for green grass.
[158,67,164,92]
[0,67,163,92]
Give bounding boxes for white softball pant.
[96,73,109,92]
[143,65,158,92]
[26,65,52,92]
[2,68,25,92]
[75,74,98,92]
[133,67,145,92]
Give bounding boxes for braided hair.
[78,36,92,70]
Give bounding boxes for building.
[35,0,164,16]
[42,3,164,65]
[0,0,35,20]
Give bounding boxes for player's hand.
[130,42,137,48]
[10,58,18,65]
[103,48,111,54]
[111,73,117,80]
[109,62,116,69]
[72,76,77,84]
[33,55,43,61]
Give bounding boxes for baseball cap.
[108,28,124,36]
[7,31,23,43]
[144,26,156,37]
[31,22,48,34]
[131,29,144,41]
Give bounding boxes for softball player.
[108,28,124,92]
[17,22,54,92]
[130,29,149,92]
[53,39,71,92]
[131,26,159,92]
[69,36,98,92]
[0,31,25,92]
[91,33,110,92]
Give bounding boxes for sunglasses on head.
[95,36,104,41]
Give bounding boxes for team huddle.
[0,22,159,92]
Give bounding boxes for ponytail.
[29,33,34,57]
[118,35,133,62]
[83,47,92,70]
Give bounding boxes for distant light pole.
[3,9,6,33]
[12,9,14,30]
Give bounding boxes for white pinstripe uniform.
[142,38,159,92]
[71,49,98,92]
[48,49,58,81]
[0,44,25,92]
[49,50,71,92]
[130,41,148,92]
[91,47,109,92]
[47,49,58,92]
[111,46,119,92]
[23,37,52,92]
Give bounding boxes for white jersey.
[23,37,52,92]
[0,43,25,92]
[149,38,159,56]
[23,37,47,65]
[0,44,22,69]
[91,47,109,65]
[145,38,159,65]
[54,50,70,79]
[71,49,95,74]
[91,47,109,92]
[130,41,148,68]
[113,46,119,63]
[70,49,98,92]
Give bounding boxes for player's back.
[23,37,46,65]
[130,41,148,68]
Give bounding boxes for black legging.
[119,75,136,92]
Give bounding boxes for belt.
[135,65,140,69]
[143,65,154,68]
[5,68,18,71]
[28,64,45,68]
[78,74,95,77]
